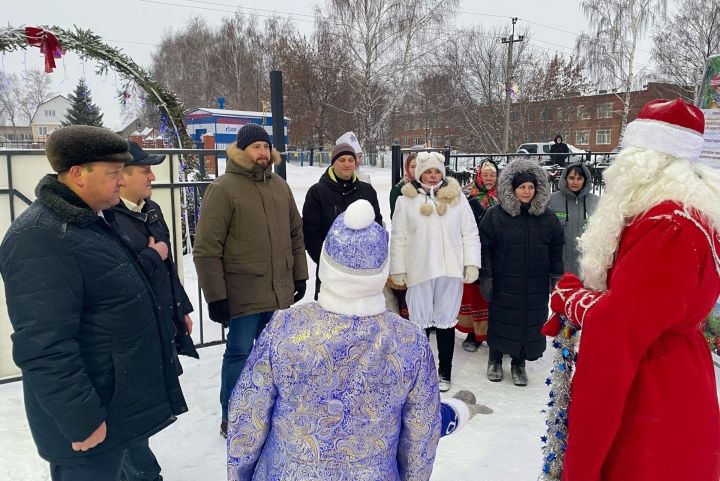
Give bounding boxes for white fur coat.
[390,178,481,287]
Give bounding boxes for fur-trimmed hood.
[497,159,550,217]
[226,142,281,181]
[400,177,462,216]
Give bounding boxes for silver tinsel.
[539,317,578,480]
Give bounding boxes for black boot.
[486,361,503,382]
[511,365,528,386]
[462,332,480,352]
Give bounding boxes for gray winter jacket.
[547,163,600,276]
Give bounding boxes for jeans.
[50,449,127,481]
[220,310,275,421]
[121,438,161,481]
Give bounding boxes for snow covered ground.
[1,163,718,480]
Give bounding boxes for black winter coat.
[479,160,564,360]
[549,142,570,167]
[112,199,199,361]
[302,167,383,297]
[0,175,187,464]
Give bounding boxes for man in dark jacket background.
[549,134,571,167]
[112,141,198,481]
[193,123,308,437]
[302,142,383,299]
[0,126,186,481]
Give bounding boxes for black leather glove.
[478,278,493,301]
[207,299,230,326]
[293,280,307,303]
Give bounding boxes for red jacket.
[562,201,720,481]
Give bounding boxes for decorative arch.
[0,25,193,149]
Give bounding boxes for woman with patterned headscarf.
[456,159,500,351]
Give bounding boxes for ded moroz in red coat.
[551,99,720,481]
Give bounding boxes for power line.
[139,0,315,23]
[181,0,315,20]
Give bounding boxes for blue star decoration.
[545,377,552,386]
[541,435,548,443]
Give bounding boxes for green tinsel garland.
[0,25,194,153]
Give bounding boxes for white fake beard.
[578,147,720,291]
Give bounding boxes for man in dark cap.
[112,141,199,481]
[193,122,308,437]
[0,126,187,481]
[302,142,383,299]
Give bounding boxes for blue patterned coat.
[227,303,442,481]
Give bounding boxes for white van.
[516,142,586,162]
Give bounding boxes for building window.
[510,111,518,122]
[44,109,56,117]
[575,130,590,145]
[541,109,552,121]
[38,126,48,136]
[527,111,535,122]
[577,104,590,120]
[557,107,570,121]
[596,128,612,145]
[597,103,613,119]
[413,137,422,145]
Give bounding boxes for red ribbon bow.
[25,27,63,73]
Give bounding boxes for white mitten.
[463,265,479,284]
[391,273,407,287]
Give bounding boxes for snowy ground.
[1,163,718,481]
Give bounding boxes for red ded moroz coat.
[562,201,720,481]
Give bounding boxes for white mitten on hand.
[391,273,407,287]
[463,265,479,284]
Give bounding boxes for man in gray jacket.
[193,123,308,437]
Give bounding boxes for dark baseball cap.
[126,141,166,166]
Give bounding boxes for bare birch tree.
[0,69,55,126]
[651,0,720,101]
[318,0,459,153]
[576,0,668,137]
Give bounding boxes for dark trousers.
[50,449,127,481]
[121,438,161,481]
[425,327,455,379]
[489,347,525,367]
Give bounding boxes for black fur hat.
[45,126,132,172]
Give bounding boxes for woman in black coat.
[478,159,564,386]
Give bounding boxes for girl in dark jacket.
[478,159,564,386]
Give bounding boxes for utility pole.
[502,17,523,152]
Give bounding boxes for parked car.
[516,142,586,163]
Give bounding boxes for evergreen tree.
[62,79,104,127]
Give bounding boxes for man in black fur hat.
[0,126,187,481]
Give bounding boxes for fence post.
[309,147,314,166]
[444,144,451,167]
[391,139,401,186]
[270,70,286,180]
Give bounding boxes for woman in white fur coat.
[390,152,481,392]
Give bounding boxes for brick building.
[392,82,691,153]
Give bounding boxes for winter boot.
[511,365,528,386]
[220,420,228,438]
[462,332,481,352]
[486,361,503,382]
[438,368,451,392]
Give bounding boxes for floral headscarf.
[467,159,499,208]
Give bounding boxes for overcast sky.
[3,0,658,130]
